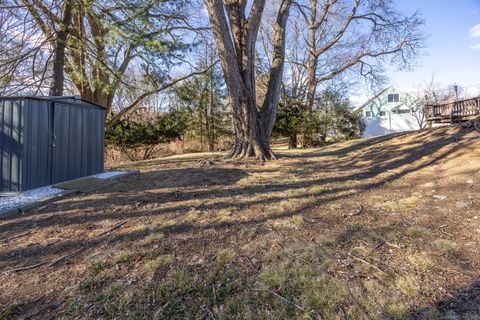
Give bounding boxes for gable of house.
[359,87,413,118]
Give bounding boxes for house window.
[365,111,372,117]
[387,94,399,103]
[379,111,386,116]
[396,109,410,114]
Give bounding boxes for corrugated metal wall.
[51,102,105,184]
[0,97,105,192]
[0,99,24,191]
[23,98,52,190]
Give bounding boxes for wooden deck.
[426,96,480,124]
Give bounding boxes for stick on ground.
[6,261,47,273]
[352,203,364,216]
[350,254,388,276]
[252,288,322,319]
[18,303,62,320]
[0,230,35,243]
[96,221,127,237]
[48,247,86,267]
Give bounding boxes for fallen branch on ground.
[352,203,364,216]
[252,288,321,319]
[48,247,86,267]
[275,243,313,266]
[365,241,385,258]
[349,254,388,277]
[6,261,47,273]
[0,230,35,243]
[4,222,125,273]
[18,302,63,320]
[96,221,127,237]
[242,255,259,272]
[5,247,87,273]
[438,224,453,237]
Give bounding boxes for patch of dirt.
[1,127,480,319]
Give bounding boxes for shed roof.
[0,95,106,110]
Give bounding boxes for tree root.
[226,142,276,162]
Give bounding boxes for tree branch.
[107,61,220,127]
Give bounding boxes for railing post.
[450,103,453,124]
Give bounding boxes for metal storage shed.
[0,96,105,192]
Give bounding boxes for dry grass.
[1,127,480,319]
[143,232,164,244]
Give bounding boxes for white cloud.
[470,43,480,50]
[469,24,480,38]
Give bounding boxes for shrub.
[105,111,187,160]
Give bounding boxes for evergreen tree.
[174,56,231,151]
[275,89,364,147]
[105,111,188,160]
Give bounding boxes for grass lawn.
[1,127,480,319]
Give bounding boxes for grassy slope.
[1,127,480,319]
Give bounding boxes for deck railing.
[426,96,480,122]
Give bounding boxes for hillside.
[1,126,480,319]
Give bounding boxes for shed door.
[51,103,84,184]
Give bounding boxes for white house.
[355,87,425,137]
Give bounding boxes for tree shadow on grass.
[280,131,413,159]
[412,281,480,319]
[128,167,249,190]
[0,128,476,235]
[0,128,478,267]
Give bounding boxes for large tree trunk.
[49,0,73,96]
[205,0,291,161]
[64,2,120,115]
[228,94,275,160]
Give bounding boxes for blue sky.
[380,0,480,97]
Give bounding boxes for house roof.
[353,86,392,113]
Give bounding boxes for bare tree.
[1,0,212,123]
[0,4,54,95]
[204,0,292,161]
[401,92,426,130]
[293,0,425,146]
